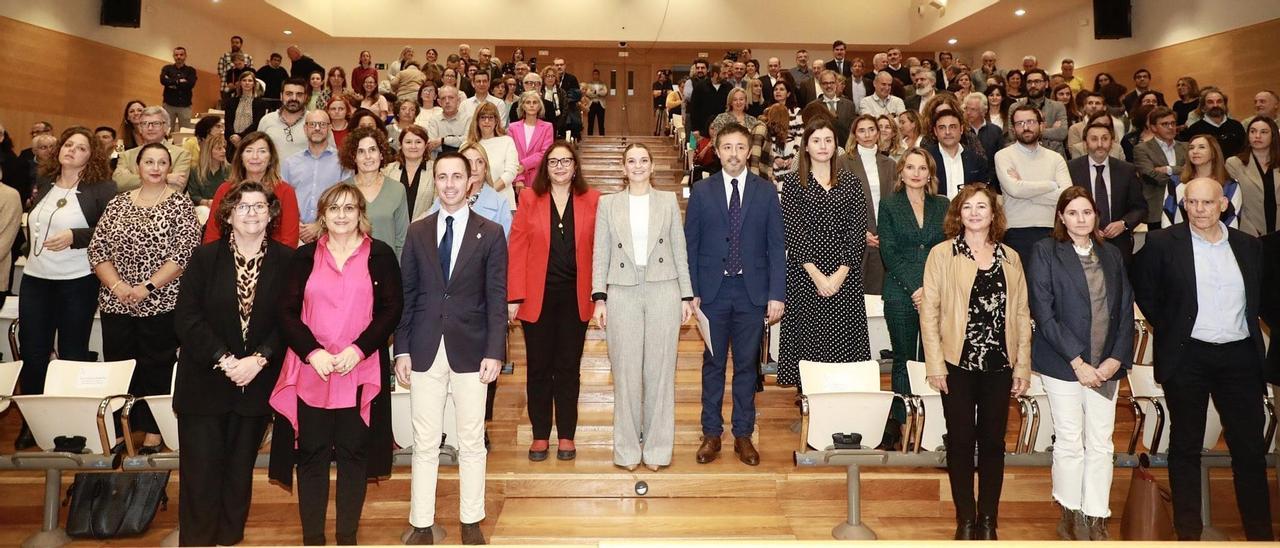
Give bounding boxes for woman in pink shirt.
[268,183,403,545]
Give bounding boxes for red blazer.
[508,186,600,322]
[203,180,301,248]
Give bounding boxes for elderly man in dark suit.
[1068,123,1147,259]
[925,110,991,199]
[685,123,785,466]
[1132,178,1274,542]
[395,152,508,546]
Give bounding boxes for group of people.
[0,38,1278,546]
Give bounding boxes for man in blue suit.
[926,110,992,199]
[685,123,786,466]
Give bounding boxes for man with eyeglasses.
[112,106,191,193]
[994,104,1072,262]
[1015,68,1069,157]
[814,70,856,145]
[1134,106,1187,231]
[283,109,350,244]
[258,78,311,159]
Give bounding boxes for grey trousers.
[605,268,682,466]
[163,104,192,130]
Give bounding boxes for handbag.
[65,471,170,539]
[1119,453,1175,540]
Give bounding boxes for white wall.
[0,0,275,72]
[967,0,1278,71]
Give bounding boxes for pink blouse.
[270,234,382,436]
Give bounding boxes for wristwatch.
[144,281,157,292]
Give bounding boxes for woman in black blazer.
[1026,186,1134,541]
[14,127,117,451]
[223,69,271,149]
[173,181,292,546]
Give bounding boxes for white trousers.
[409,339,487,527]
[1042,374,1117,517]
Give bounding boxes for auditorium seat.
[11,359,136,455]
[124,368,179,453]
[1126,363,1222,454]
[0,360,20,414]
[905,360,945,452]
[389,382,459,464]
[797,360,898,451]
[1016,373,1054,454]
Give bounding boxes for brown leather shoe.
[734,436,760,466]
[460,521,487,545]
[403,525,435,545]
[695,436,721,463]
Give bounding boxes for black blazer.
[969,123,1004,174]
[269,238,403,487]
[31,178,117,249]
[690,79,730,136]
[394,211,508,373]
[1257,232,1280,384]
[924,142,991,196]
[1132,223,1265,383]
[173,240,291,415]
[824,59,854,98]
[1027,238,1134,382]
[1068,156,1147,257]
[221,96,271,143]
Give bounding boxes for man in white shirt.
[927,109,991,199]
[761,57,783,105]
[858,72,906,118]
[429,86,472,154]
[460,72,507,126]
[994,104,1072,261]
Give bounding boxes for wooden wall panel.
[0,16,220,150]
[1078,18,1280,115]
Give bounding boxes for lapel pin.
[476,233,482,239]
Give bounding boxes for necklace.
[31,183,78,257]
[138,186,169,208]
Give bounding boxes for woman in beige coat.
[920,183,1031,541]
[591,143,693,472]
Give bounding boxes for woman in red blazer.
[508,141,600,461]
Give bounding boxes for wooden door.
[590,63,624,135]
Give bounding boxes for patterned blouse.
[87,190,200,316]
[232,234,268,339]
[954,237,1010,372]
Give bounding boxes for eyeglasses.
[283,125,295,143]
[305,122,330,128]
[139,121,167,129]
[326,204,358,214]
[1012,119,1040,128]
[547,158,574,168]
[235,203,269,214]
[1155,121,1177,128]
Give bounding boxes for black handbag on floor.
[64,471,170,539]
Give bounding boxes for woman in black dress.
[776,118,871,389]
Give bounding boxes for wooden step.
[491,498,797,543]
[515,422,762,446]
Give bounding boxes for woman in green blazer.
[877,146,950,448]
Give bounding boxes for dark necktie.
[727,178,743,275]
[440,216,454,284]
[1094,165,1111,226]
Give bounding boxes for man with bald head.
[859,72,906,117]
[1133,178,1274,542]
[760,57,782,105]
[286,45,323,80]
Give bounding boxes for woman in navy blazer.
[1026,186,1133,541]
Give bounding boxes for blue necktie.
[440,216,454,284]
[727,179,743,275]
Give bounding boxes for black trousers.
[177,412,269,546]
[521,285,588,440]
[17,274,99,394]
[296,398,370,545]
[102,311,179,435]
[1002,227,1050,267]
[1164,339,1274,541]
[941,363,1013,522]
[588,103,605,135]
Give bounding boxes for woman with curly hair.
[340,126,408,258]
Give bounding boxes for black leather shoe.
[110,440,128,456]
[954,519,976,540]
[974,514,998,540]
[404,526,435,545]
[483,429,491,451]
[556,439,576,461]
[13,424,36,451]
[137,444,163,455]
[460,522,486,545]
[528,440,549,462]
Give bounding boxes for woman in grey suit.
[591,143,694,472]
[1228,116,1279,237]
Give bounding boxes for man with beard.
[1180,88,1247,157]
[1069,121,1147,260]
[904,67,937,113]
[258,78,311,159]
[1016,68,1068,157]
[994,104,1072,261]
[789,49,810,85]
[218,36,253,99]
[689,63,729,138]
[283,109,349,244]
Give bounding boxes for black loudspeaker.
[1093,0,1132,39]
[101,0,142,28]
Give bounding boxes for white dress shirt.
[628,193,650,266]
[720,167,748,208]
[1156,138,1178,168]
[460,94,508,125]
[1189,222,1250,343]
[436,205,471,279]
[1089,157,1112,219]
[940,144,966,199]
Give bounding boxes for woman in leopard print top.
[88,143,201,453]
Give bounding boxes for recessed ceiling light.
[283,30,293,35]
[1014,8,1026,16]
[947,38,958,45]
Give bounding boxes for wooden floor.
[1,136,1278,545]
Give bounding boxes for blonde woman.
[188,133,229,206]
[465,101,519,210]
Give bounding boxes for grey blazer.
[837,152,894,294]
[1132,138,1187,223]
[591,190,693,298]
[1228,155,1280,237]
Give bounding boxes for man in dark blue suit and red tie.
[685,123,786,466]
